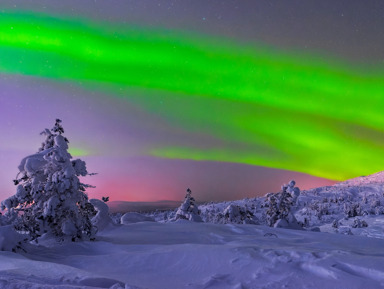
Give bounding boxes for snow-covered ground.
[3,172,384,288]
[0,220,384,288]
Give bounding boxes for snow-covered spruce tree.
[266,180,301,228]
[1,119,97,241]
[174,188,203,222]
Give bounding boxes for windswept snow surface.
[1,221,384,288]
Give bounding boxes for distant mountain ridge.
[107,172,384,214]
[108,200,180,213]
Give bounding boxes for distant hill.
[107,200,180,213]
[334,171,384,187]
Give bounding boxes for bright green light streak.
[139,92,384,180]
[68,147,89,157]
[1,11,384,180]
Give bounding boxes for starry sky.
[1,1,384,202]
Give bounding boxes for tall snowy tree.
[1,119,97,241]
[174,188,203,222]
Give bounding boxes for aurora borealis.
[1,1,383,202]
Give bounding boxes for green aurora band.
[1,11,384,180]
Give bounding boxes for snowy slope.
[335,171,384,187]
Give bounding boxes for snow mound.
[121,212,155,224]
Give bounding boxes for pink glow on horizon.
[84,156,336,203]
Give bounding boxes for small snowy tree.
[1,119,97,241]
[174,188,203,222]
[266,180,301,228]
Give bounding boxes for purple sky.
[0,74,335,202]
[1,1,382,202]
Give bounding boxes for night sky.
[1,1,383,202]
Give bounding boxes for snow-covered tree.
[174,188,203,222]
[1,119,97,241]
[266,180,301,228]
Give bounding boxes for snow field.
[1,221,384,288]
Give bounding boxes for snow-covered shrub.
[343,202,362,218]
[89,199,113,231]
[223,204,257,224]
[174,188,202,222]
[199,204,223,223]
[266,180,301,228]
[368,199,384,215]
[307,201,332,220]
[1,119,97,241]
[332,219,339,229]
[352,218,368,228]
